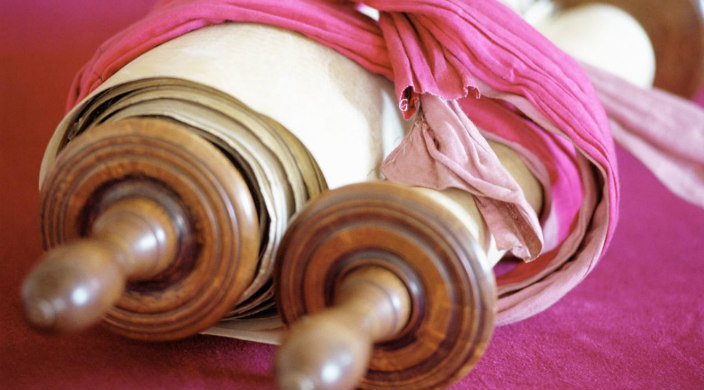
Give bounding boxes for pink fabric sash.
[585,65,704,209]
[65,0,623,324]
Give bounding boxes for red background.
[2,1,703,389]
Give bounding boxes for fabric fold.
[382,94,543,260]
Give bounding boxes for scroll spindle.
[22,117,259,341]
[275,181,497,390]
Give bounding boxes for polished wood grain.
[274,181,496,390]
[556,0,704,96]
[23,118,260,341]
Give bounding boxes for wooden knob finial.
[275,181,496,390]
[22,197,179,332]
[276,266,411,390]
[24,118,260,340]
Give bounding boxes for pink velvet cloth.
[64,0,619,325]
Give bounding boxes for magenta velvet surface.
[1,1,703,389]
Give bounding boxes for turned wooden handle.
[22,197,179,332]
[27,118,259,340]
[276,266,411,390]
[275,181,496,390]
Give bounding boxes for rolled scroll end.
[33,118,260,340]
[275,182,497,389]
[22,241,125,333]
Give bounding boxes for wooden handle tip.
[21,241,125,333]
[276,315,371,390]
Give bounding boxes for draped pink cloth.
[64,0,636,324]
[585,64,704,209]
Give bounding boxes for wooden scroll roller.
[524,0,704,96]
[21,118,260,340]
[274,141,543,390]
[21,23,402,341]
